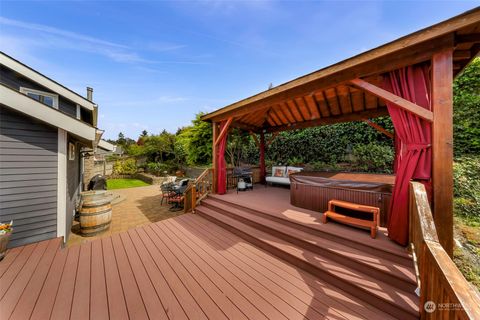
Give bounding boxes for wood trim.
[57,129,67,241]
[363,119,394,139]
[0,52,95,110]
[349,78,434,122]
[432,49,454,256]
[0,84,97,142]
[214,117,233,146]
[202,26,463,122]
[409,182,480,319]
[266,108,389,133]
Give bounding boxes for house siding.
[65,136,82,241]
[0,106,58,247]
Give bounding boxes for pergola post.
[259,131,266,183]
[432,49,454,256]
[212,122,219,194]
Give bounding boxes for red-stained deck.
[0,212,399,320]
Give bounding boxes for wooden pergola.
[202,8,480,254]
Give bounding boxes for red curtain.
[383,64,432,246]
[216,121,229,195]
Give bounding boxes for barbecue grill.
[233,167,253,193]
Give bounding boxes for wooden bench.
[321,199,380,238]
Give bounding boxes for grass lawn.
[107,178,150,190]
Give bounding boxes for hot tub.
[290,172,395,227]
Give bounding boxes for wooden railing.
[184,168,213,213]
[409,182,480,319]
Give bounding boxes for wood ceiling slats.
[272,106,289,124]
[303,95,321,120]
[268,109,283,126]
[295,97,312,121]
[286,100,305,122]
[313,92,331,117]
[350,89,365,112]
[336,86,353,114]
[364,93,379,110]
[279,102,296,123]
[325,88,341,116]
[266,113,277,127]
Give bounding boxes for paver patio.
[68,185,183,247]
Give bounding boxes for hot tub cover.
[289,172,395,193]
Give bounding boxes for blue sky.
[0,1,477,139]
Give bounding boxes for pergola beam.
[265,108,389,133]
[432,49,454,256]
[214,117,233,146]
[204,34,454,123]
[350,78,434,122]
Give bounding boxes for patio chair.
[160,182,176,205]
[169,182,190,212]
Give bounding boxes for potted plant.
[0,221,13,261]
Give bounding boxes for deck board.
[135,227,208,320]
[0,212,400,320]
[0,246,24,278]
[70,242,91,320]
[9,238,61,320]
[50,244,80,320]
[181,213,394,320]
[89,239,109,320]
[101,237,129,320]
[148,223,241,319]
[0,242,37,299]
[119,232,169,319]
[30,246,68,320]
[163,217,331,320]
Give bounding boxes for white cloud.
[0,16,197,65]
[0,16,127,49]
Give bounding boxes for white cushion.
[266,176,290,185]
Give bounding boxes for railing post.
[191,185,196,212]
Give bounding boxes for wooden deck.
[0,212,400,320]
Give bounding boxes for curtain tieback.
[406,143,431,151]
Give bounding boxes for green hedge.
[453,156,480,223]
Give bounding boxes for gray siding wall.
[0,106,58,247]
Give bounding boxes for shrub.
[352,143,394,173]
[453,156,480,222]
[146,161,179,176]
[113,158,137,175]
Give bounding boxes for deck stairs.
[196,194,419,320]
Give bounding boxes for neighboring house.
[0,52,106,247]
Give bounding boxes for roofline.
[0,52,95,111]
[0,84,97,141]
[202,6,480,122]
[98,139,116,152]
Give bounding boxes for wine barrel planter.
[79,191,112,237]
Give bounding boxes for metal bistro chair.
[169,180,191,211]
[160,182,176,205]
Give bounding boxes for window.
[20,87,59,109]
[68,143,75,160]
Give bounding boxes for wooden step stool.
[322,199,380,238]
